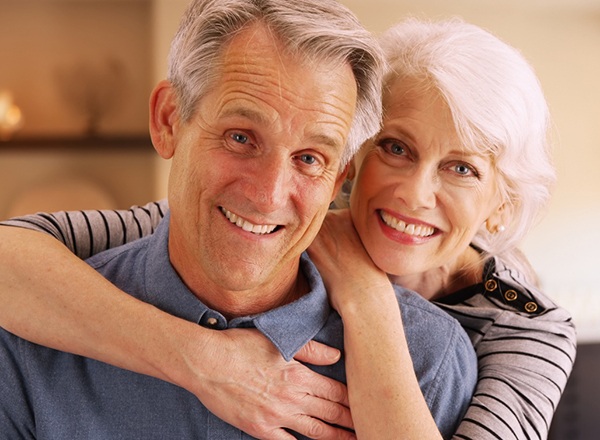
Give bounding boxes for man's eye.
[224,129,258,152]
[230,132,249,144]
[293,152,325,176]
[299,154,316,165]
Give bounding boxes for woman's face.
[350,78,503,277]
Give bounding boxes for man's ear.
[149,80,179,160]
[347,160,356,181]
[330,162,351,203]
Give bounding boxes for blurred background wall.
[0,0,598,338]
[1,0,599,437]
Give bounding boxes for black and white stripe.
[436,256,576,439]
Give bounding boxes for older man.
[0,0,476,438]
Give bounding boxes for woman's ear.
[149,80,179,160]
[485,202,510,234]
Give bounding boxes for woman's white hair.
[379,17,556,282]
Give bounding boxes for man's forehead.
[207,23,356,154]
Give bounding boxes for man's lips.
[220,207,280,235]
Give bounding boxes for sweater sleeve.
[439,272,577,440]
[0,200,168,259]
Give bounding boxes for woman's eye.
[455,164,470,175]
[451,163,478,177]
[380,139,408,156]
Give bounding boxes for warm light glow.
[0,90,24,140]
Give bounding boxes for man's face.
[163,24,357,312]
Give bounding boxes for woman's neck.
[389,247,484,301]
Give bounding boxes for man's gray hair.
[167,0,384,166]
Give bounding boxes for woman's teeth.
[380,211,435,237]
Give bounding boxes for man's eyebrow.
[219,106,273,126]
[310,133,343,150]
[221,106,344,150]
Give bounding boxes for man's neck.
[174,260,311,320]
[202,272,309,319]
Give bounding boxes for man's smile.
[220,207,280,235]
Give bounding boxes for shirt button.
[206,317,219,327]
[485,279,497,291]
[524,302,538,313]
[504,290,518,301]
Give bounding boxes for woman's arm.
[1,200,169,259]
[308,209,443,439]
[0,204,355,440]
[439,277,577,440]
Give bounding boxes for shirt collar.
[143,212,332,362]
[248,254,332,361]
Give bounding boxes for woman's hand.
[307,209,443,439]
[307,209,390,313]
[176,326,356,440]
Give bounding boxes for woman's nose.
[394,168,437,211]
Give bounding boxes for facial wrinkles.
[217,86,351,200]
[248,28,349,129]
[350,88,506,295]
[208,45,350,202]
[165,24,362,315]
[220,69,347,157]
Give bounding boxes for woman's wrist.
[331,279,396,319]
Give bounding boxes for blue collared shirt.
[0,213,476,439]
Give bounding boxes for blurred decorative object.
[0,90,24,141]
[6,176,117,219]
[55,57,128,137]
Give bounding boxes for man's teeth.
[222,208,277,235]
[380,211,435,237]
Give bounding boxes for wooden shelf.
[0,136,153,151]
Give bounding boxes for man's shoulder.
[393,284,477,437]
[393,284,463,327]
[85,234,151,270]
[394,284,476,376]
[85,215,169,272]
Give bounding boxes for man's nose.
[244,157,290,211]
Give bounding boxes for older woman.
[0,18,575,440]
[311,18,576,438]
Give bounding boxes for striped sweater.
[1,199,576,440]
